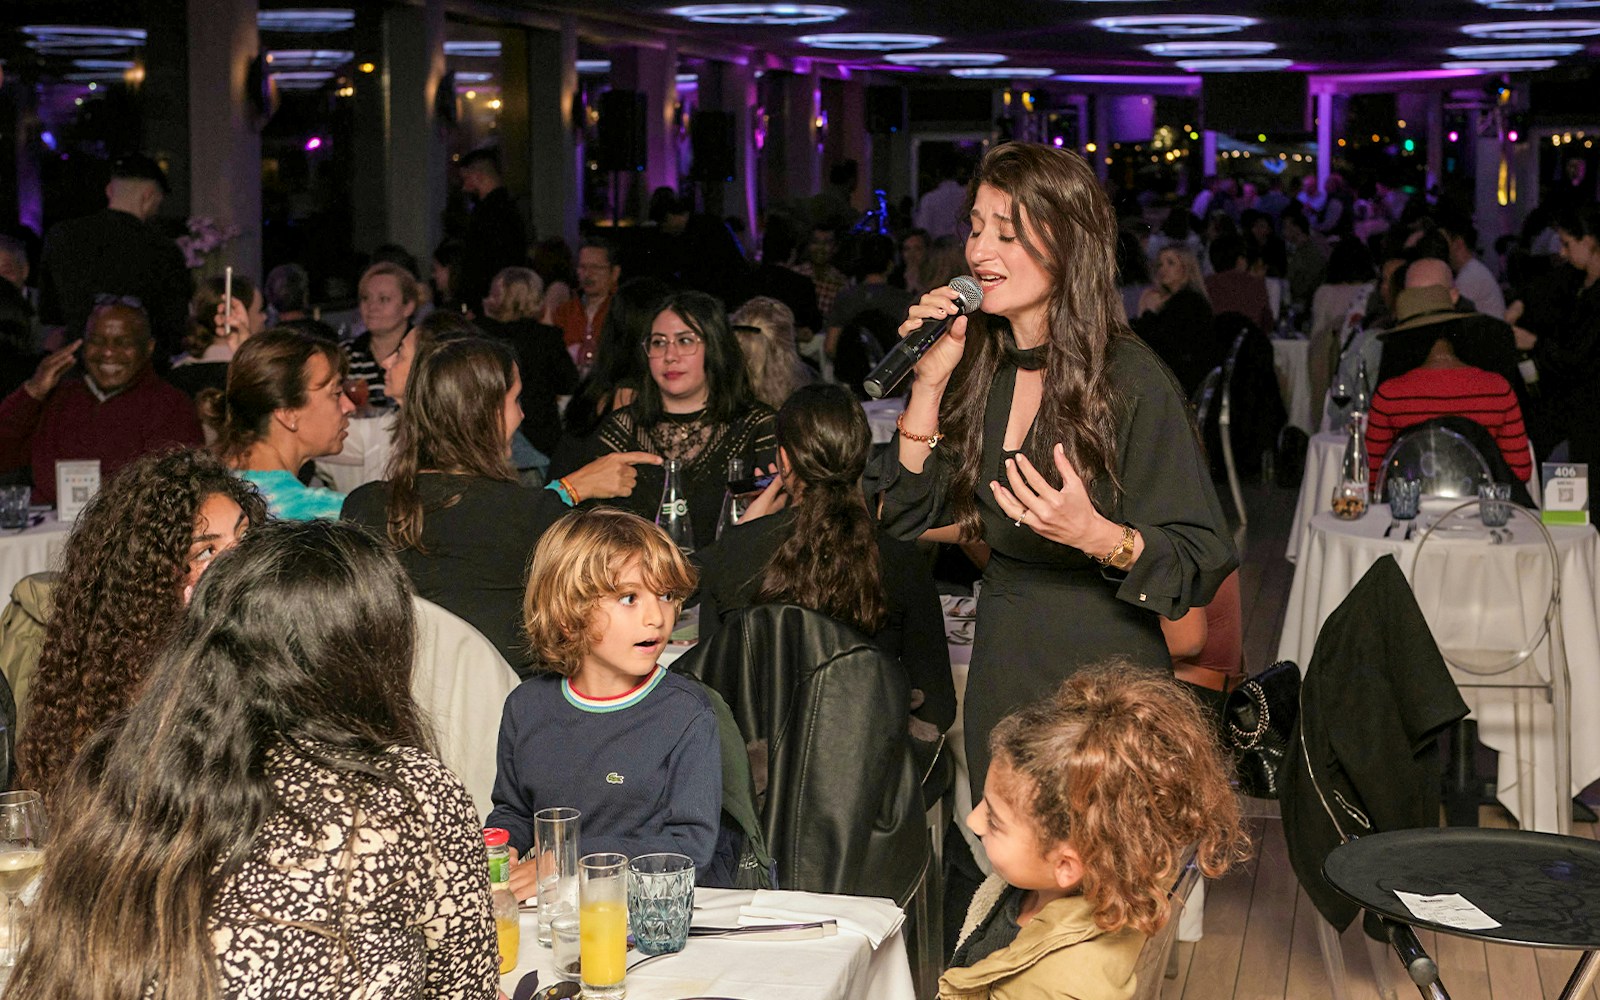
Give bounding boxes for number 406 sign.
[1542,463,1589,526]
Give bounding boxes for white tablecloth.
[1285,431,1347,563]
[500,888,915,1000]
[1277,508,1600,832]
[318,413,395,496]
[861,398,905,446]
[1272,337,1315,436]
[0,514,71,601]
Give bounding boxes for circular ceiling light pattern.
[1446,42,1582,56]
[270,70,336,90]
[950,67,1056,78]
[1176,58,1294,72]
[266,49,353,70]
[884,51,1007,66]
[666,4,848,25]
[1442,58,1560,69]
[454,71,494,83]
[444,40,501,57]
[1144,41,1277,56]
[257,9,355,32]
[22,25,147,54]
[1460,19,1600,37]
[1092,15,1259,36]
[575,59,612,74]
[1474,0,1600,8]
[797,33,942,50]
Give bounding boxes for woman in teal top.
[211,328,355,520]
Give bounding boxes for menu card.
[56,459,101,523]
[1542,463,1589,526]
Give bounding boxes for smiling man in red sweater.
[0,302,203,504]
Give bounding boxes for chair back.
[1129,845,1201,1000]
[1192,366,1222,430]
[409,596,520,820]
[1375,423,1492,502]
[675,604,929,901]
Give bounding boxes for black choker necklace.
[1000,329,1047,371]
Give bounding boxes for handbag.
[1224,660,1301,799]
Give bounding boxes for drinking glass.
[579,853,629,1000]
[551,910,582,981]
[0,487,29,531]
[1330,373,1353,411]
[627,853,695,956]
[1387,477,1422,521]
[0,791,48,966]
[1478,482,1513,527]
[534,807,581,947]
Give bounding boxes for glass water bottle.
[657,457,696,554]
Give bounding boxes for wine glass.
[0,791,47,967]
[1330,373,1353,411]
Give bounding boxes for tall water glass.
[0,791,48,966]
[534,807,581,947]
[579,853,629,1000]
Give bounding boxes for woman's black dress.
[879,334,1236,796]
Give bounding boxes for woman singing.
[880,142,1236,795]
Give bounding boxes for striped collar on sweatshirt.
[562,666,666,713]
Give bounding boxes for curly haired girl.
[14,447,266,803]
[942,663,1252,1000]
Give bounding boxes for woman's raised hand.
[735,464,787,523]
[565,451,664,500]
[213,296,251,348]
[989,444,1116,554]
[897,284,971,390]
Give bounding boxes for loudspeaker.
[867,85,905,134]
[691,110,736,181]
[596,89,648,172]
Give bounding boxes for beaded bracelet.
[896,412,944,449]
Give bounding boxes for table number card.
[55,459,101,523]
[1542,463,1589,526]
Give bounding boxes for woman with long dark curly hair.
[14,447,266,802]
[880,142,1235,797]
[7,520,497,999]
[697,383,954,733]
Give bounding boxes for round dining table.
[1278,505,1600,833]
[0,512,71,603]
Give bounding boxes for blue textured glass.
[627,854,695,956]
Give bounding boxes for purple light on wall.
[1508,129,1520,142]
[1449,130,1461,142]
[40,130,57,151]
[305,136,324,151]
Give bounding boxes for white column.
[1315,90,1334,191]
[527,19,581,249]
[187,0,261,278]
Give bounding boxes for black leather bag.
[1224,660,1301,799]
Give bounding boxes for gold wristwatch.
[1097,524,1137,571]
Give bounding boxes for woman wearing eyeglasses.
[592,291,777,546]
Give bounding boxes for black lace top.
[594,403,777,547]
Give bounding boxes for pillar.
[526,19,580,249]
[141,0,192,222]
[700,60,757,240]
[1315,90,1334,192]
[768,67,821,210]
[185,0,262,279]
[1092,96,1115,181]
[613,42,680,199]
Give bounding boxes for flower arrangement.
[177,216,242,270]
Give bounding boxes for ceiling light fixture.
[257,9,355,32]
[270,70,336,90]
[454,71,494,83]
[1175,58,1294,72]
[1143,41,1277,56]
[576,59,612,74]
[1052,73,1198,86]
[265,49,353,70]
[797,32,942,50]
[1474,0,1600,8]
[1442,58,1560,69]
[666,4,848,25]
[884,51,1007,66]
[1460,19,1600,37]
[444,41,502,57]
[21,25,147,54]
[1447,42,1583,56]
[1092,15,1259,36]
[950,67,1056,78]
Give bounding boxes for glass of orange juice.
[579,852,629,999]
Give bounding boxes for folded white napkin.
[738,890,906,949]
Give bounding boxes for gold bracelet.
[560,477,582,504]
[896,412,944,449]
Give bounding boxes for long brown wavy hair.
[7,520,429,1000]
[989,663,1252,936]
[15,448,267,803]
[753,384,886,634]
[941,142,1129,540]
[382,336,518,551]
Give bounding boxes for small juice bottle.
[483,828,520,975]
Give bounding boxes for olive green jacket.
[0,572,56,735]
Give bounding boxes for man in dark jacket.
[36,154,192,365]
[455,148,528,316]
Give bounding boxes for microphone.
[862,275,984,399]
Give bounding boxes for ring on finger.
[1014,510,1028,528]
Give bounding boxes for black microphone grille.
[950,275,983,314]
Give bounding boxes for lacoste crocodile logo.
[606,772,625,785]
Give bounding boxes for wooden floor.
[1163,479,1600,1000]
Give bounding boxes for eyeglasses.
[645,333,704,357]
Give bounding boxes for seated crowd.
[0,141,1590,1000]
